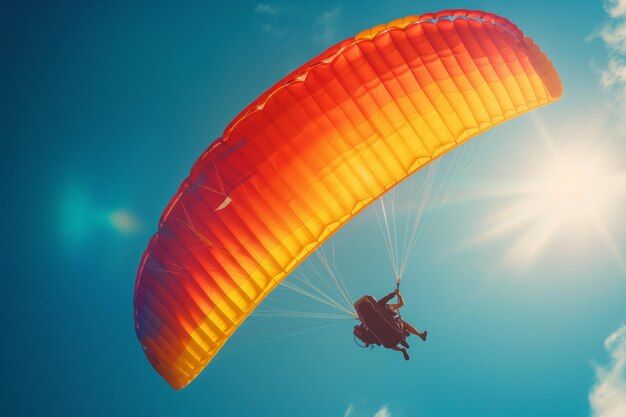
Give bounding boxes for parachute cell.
[134,9,563,389]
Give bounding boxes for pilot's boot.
[401,348,410,361]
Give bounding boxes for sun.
[463,117,626,270]
[537,154,613,231]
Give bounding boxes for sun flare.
[536,155,614,230]
[465,123,626,270]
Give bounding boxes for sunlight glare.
[537,155,614,232]
[467,147,626,270]
[108,209,140,234]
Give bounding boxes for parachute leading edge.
[134,9,563,389]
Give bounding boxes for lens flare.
[107,209,139,234]
[465,146,626,270]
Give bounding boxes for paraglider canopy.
[134,9,563,389]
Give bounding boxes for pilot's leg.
[390,345,410,360]
[400,319,427,341]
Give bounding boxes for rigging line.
[291,272,339,307]
[397,158,441,279]
[409,159,440,238]
[446,128,496,205]
[379,197,400,282]
[253,304,353,321]
[401,149,461,272]
[375,158,438,283]
[396,161,437,272]
[402,135,488,272]
[290,277,354,317]
[280,280,355,316]
[399,177,414,259]
[287,269,351,313]
[223,321,346,356]
[391,187,399,280]
[233,319,351,336]
[432,135,474,211]
[256,309,355,321]
[372,199,390,261]
[281,281,355,317]
[406,131,494,266]
[315,249,356,314]
[291,260,350,312]
[330,243,355,308]
[410,162,439,234]
[298,254,349,306]
[390,197,404,282]
[320,257,353,312]
[414,129,490,246]
[309,248,346,303]
[290,269,356,317]
[387,191,400,274]
[400,165,429,256]
[296,258,340,300]
[442,130,485,202]
[320,250,352,309]
[450,134,475,181]
[253,310,356,320]
[427,140,468,204]
[400,158,445,279]
[373,199,398,281]
[261,294,342,312]
[291,252,354,314]
[285,272,341,308]
[252,300,349,320]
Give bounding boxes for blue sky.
[4,1,626,416]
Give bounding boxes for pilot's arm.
[387,292,404,310]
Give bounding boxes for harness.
[353,293,406,349]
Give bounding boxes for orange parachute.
[134,9,562,389]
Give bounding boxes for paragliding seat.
[354,295,405,348]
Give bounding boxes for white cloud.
[255,3,286,36]
[255,4,278,16]
[602,59,626,87]
[344,403,355,417]
[589,324,626,417]
[315,8,340,45]
[262,23,287,37]
[600,1,626,113]
[601,0,626,54]
[343,402,393,417]
[606,0,626,18]
[373,405,391,417]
